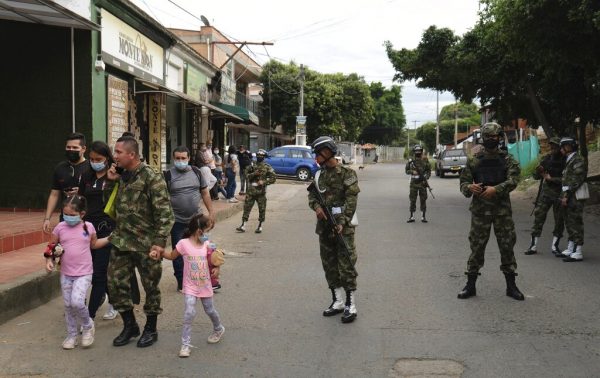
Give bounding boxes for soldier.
[525,137,566,255]
[405,145,431,223]
[308,136,360,323]
[558,137,587,262]
[236,149,276,233]
[457,123,525,301]
[106,136,175,348]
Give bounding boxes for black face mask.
[65,150,80,163]
[256,157,265,163]
[415,153,422,158]
[483,138,499,149]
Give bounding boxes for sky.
[132,0,482,129]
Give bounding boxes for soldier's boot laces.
[323,287,345,317]
[406,212,415,223]
[457,274,478,299]
[341,290,357,324]
[255,222,263,234]
[421,211,428,223]
[504,273,525,301]
[550,236,561,255]
[524,235,538,255]
[137,314,158,348]
[236,221,246,232]
[113,309,140,347]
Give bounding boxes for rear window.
[444,150,466,157]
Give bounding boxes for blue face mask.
[199,234,209,243]
[174,161,189,171]
[90,161,106,172]
[63,214,81,226]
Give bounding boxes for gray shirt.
[168,166,207,223]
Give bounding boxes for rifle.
[307,181,353,261]
[411,160,435,199]
[530,177,544,216]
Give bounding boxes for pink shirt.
[52,221,95,276]
[176,238,213,298]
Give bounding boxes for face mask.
[199,234,209,243]
[414,153,422,158]
[207,145,212,149]
[214,150,219,154]
[63,214,81,226]
[256,157,265,163]
[174,161,189,171]
[65,150,80,163]
[90,161,106,172]
[483,138,499,149]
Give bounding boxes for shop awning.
[212,102,260,126]
[0,0,100,30]
[225,122,270,134]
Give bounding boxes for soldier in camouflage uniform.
[308,137,360,323]
[107,136,174,348]
[558,137,587,262]
[236,149,276,234]
[457,123,525,301]
[525,137,566,255]
[405,145,431,223]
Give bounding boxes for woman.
[224,145,239,203]
[212,146,228,199]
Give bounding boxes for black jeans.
[88,244,111,319]
[171,221,187,290]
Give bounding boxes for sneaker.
[102,305,118,320]
[179,345,191,358]
[228,198,239,203]
[212,283,221,291]
[207,326,225,344]
[62,336,78,350]
[81,322,95,348]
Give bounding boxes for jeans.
[225,168,236,199]
[171,221,187,290]
[213,170,228,198]
[88,244,111,318]
[239,167,249,193]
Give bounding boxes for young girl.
[45,195,109,349]
[150,214,224,358]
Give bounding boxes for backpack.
[163,166,204,191]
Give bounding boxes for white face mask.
[214,150,219,154]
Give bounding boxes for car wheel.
[296,167,311,181]
[440,170,445,178]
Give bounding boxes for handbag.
[209,248,225,267]
[575,182,589,200]
[103,182,119,219]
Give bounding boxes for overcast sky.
[132,0,481,128]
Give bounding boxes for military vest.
[473,152,507,186]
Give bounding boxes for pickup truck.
[435,149,468,177]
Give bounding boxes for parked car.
[265,145,320,181]
[435,149,468,177]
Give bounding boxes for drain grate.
[389,358,464,377]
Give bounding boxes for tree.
[360,83,406,145]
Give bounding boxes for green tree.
[360,83,406,145]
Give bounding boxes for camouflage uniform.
[405,157,431,212]
[308,165,360,290]
[241,162,277,222]
[108,163,175,315]
[531,153,566,238]
[459,149,520,274]
[560,153,587,246]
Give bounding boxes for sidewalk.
[0,196,245,325]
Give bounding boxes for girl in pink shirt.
[45,195,109,350]
[151,214,224,358]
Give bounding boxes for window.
[289,149,305,158]
[302,150,313,159]
[270,149,287,158]
[445,150,466,157]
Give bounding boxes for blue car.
[265,145,320,181]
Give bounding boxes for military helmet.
[549,137,561,146]
[412,144,424,152]
[481,122,504,138]
[311,136,338,155]
[559,137,577,149]
[256,149,268,158]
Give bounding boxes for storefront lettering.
[119,33,153,71]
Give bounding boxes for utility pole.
[296,64,306,145]
[454,100,459,148]
[435,90,440,154]
[299,64,304,117]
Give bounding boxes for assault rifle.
[411,160,435,199]
[530,173,545,216]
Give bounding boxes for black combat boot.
[524,235,538,255]
[421,211,428,223]
[504,273,525,301]
[113,309,140,346]
[457,274,478,299]
[137,314,158,348]
[323,287,345,316]
[406,212,415,223]
[341,290,357,323]
[236,221,246,232]
[255,221,263,234]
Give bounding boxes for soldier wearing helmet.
[405,144,431,223]
[308,136,360,323]
[236,149,276,233]
[557,136,587,262]
[458,122,525,301]
[525,137,566,256]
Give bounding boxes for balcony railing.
[236,92,262,117]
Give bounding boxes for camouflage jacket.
[405,157,431,184]
[460,149,520,215]
[111,162,174,251]
[560,153,587,200]
[308,165,360,235]
[533,153,565,200]
[244,162,276,196]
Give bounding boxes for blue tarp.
[508,135,540,168]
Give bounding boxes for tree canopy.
[415,102,480,153]
[359,82,406,145]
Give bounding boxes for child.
[44,195,110,350]
[150,214,224,358]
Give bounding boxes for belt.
[411,175,421,179]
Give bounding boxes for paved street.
[1,163,599,377]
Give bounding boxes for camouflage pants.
[319,232,358,291]
[466,213,517,274]
[564,199,584,245]
[242,193,267,222]
[409,183,427,212]
[108,248,162,315]
[531,197,565,237]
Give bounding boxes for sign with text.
[149,94,162,170]
[186,64,209,102]
[107,75,129,146]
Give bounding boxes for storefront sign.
[101,9,164,84]
[149,94,162,169]
[220,74,236,106]
[186,64,209,102]
[107,75,129,146]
